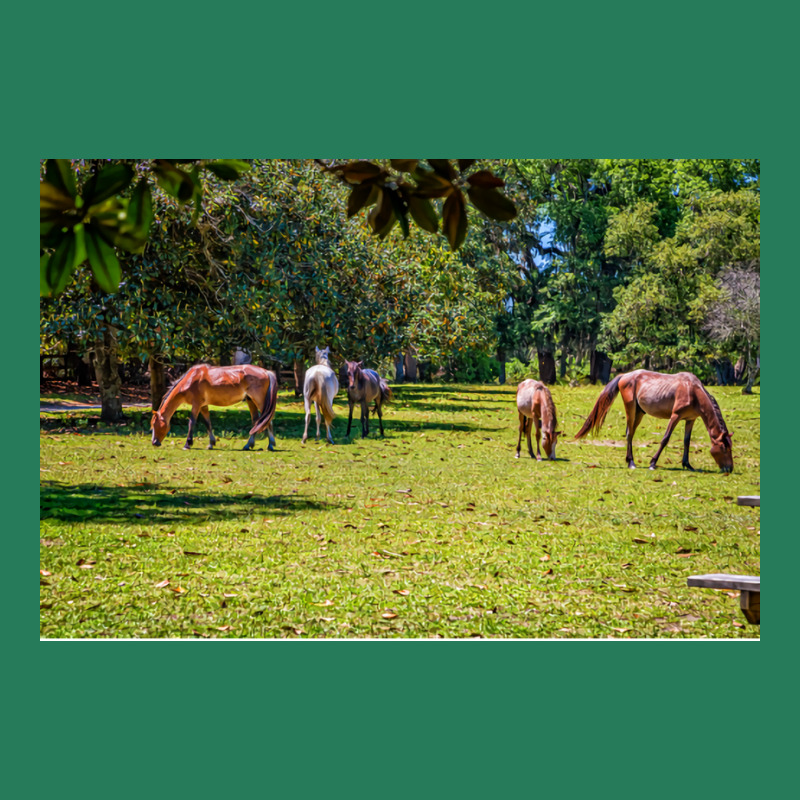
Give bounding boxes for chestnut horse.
[302,346,339,444]
[340,360,393,438]
[575,370,733,472]
[515,379,561,460]
[150,364,278,451]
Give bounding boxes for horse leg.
[534,417,543,461]
[184,408,198,450]
[346,399,354,437]
[361,399,369,438]
[516,412,525,458]
[526,417,535,459]
[623,401,645,469]
[682,419,695,470]
[649,414,683,470]
[199,406,216,449]
[302,396,311,444]
[315,402,322,442]
[376,400,385,437]
[243,397,259,450]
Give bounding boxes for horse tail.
[318,375,336,425]
[249,372,279,436]
[575,375,622,439]
[379,380,393,405]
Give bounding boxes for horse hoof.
[183,445,191,450]
[628,465,636,470]
[515,453,520,459]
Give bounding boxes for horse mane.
[538,385,557,432]
[157,365,202,412]
[703,389,729,434]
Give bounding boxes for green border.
[17,3,785,796]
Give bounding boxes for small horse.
[340,360,393,438]
[575,369,733,472]
[515,379,561,460]
[151,364,278,451]
[302,346,339,444]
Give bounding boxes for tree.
[703,267,760,393]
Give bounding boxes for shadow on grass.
[40,480,335,525]
[40,407,486,440]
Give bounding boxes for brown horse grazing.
[515,379,561,460]
[340,360,393,438]
[575,370,733,472]
[151,364,279,451]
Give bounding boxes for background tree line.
[40,159,759,420]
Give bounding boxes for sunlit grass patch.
[40,384,760,638]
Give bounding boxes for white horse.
[302,346,339,444]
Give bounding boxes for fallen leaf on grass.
[676,546,693,554]
[314,599,335,607]
[182,550,207,556]
[684,526,698,532]
[155,579,170,588]
[170,585,187,593]
[539,555,550,562]
[222,593,238,598]
[542,568,554,576]
[632,538,650,544]
[393,589,410,596]
[382,612,398,619]
[40,569,52,577]
[217,625,233,632]
[733,620,744,628]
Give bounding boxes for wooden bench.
[737,496,760,507]
[687,574,760,624]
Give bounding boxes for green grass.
[40,383,760,638]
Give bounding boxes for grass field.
[40,383,760,638]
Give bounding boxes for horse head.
[710,431,734,473]
[151,411,169,446]
[342,360,363,389]
[315,346,330,365]
[542,429,563,461]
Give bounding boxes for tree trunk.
[149,354,166,410]
[537,350,556,384]
[559,351,567,380]
[742,350,758,394]
[394,354,405,383]
[589,349,612,384]
[497,348,506,385]
[293,359,306,397]
[93,326,124,422]
[404,350,418,382]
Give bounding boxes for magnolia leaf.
[347,184,374,217]
[85,226,121,293]
[386,187,410,238]
[83,163,135,208]
[153,160,196,202]
[407,195,439,233]
[46,227,86,295]
[412,168,454,198]
[121,178,154,242]
[467,186,517,221]
[390,159,419,173]
[467,169,505,188]
[428,159,456,180]
[205,159,250,180]
[341,161,384,184]
[442,189,468,250]
[45,159,77,198]
[40,181,76,212]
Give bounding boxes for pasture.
[40,383,760,638]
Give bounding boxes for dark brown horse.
[575,370,733,472]
[151,364,279,451]
[515,379,561,460]
[340,360,393,438]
